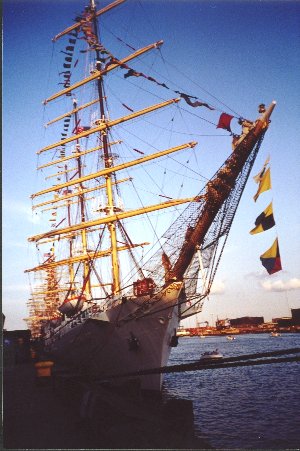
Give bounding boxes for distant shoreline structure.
[177,326,300,337]
[178,309,300,337]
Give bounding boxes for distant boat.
[177,329,190,337]
[227,335,235,341]
[270,332,281,337]
[200,349,223,361]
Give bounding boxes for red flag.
[217,113,234,132]
[75,126,90,134]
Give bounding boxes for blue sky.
[3,0,300,330]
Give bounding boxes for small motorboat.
[227,335,236,341]
[200,349,224,361]
[270,332,281,337]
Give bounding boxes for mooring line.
[98,348,300,381]
[206,347,300,362]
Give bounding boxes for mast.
[168,102,276,283]
[30,0,174,302]
[72,98,91,296]
[52,0,126,42]
[90,0,120,294]
[65,163,75,294]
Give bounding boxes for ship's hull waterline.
[45,282,183,391]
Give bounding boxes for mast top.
[260,101,276,122]
[254,101,276,132]
[52,0,126,42]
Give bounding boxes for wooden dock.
[3,360,212,449]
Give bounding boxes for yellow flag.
[253,167,271,202]
[250,202,275,234]
[253,155,270,184]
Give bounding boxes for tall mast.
[168,102,276,284]
[73,99,91,296]
[65,164,75,293]
[90,0,120,295]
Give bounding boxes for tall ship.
[25,0,276,392]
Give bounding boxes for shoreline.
[177,328,300,337]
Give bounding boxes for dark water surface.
[162,333,300,449]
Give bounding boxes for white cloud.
[261,278,300,292]
[245,270,269,280]
[210,280,225,294]
[246,270,289,280]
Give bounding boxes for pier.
[3,358,212,449]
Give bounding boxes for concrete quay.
[3,360,212,449]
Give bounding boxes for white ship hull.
[45,282,183,391]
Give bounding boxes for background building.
[272,317,293,327]
[291,308,300,325]
[229,316,264,327]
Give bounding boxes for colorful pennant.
[216,113,234,132]
[253,155,270,184]
[253,167,271,202]
[260,238,282,275]
[250,202,275,234]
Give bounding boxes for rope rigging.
[100,9,244,119]
[28,1,272,340]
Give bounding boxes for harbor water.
[163,333,300,449]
